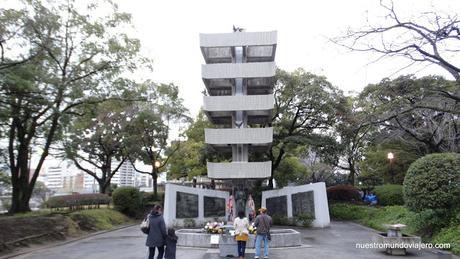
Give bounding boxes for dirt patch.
[0,214,77,254]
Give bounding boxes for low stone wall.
[262,183,330,228]
[163,184,229,227]
[176,228,301,248]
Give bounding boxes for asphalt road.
[10,222,454,259]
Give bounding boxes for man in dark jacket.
[146,205,167,259]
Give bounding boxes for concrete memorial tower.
[200,29,277,216]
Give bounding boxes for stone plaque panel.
[266,195,288,218]
[292,191,315,218]
[176,192,198,218]
[204,196,226,217]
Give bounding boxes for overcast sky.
[115,0,459,118]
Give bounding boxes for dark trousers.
[237,241,247,257]
[148,246,164,259]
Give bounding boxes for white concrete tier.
[202,62,275,79]
[200,31,277,47]
[207,161,271,179]
[203,94,274,112]
[200,31,277,64]
[205,127,273,145]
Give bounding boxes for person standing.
[164,228,178,259]
[233,211,250,259]
[146,204,167,259]
[254,207,272,259]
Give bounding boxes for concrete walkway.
[8,222,455,259]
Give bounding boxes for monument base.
[177,229,301,248]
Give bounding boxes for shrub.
[183,218,196,228]
[403,153,460,212]
[373,184,404,206]
[46,193,111,210]
[329,203,377,220]
[112,187,142,217]
[271,214,313,227]
[294,213,314,227]
[406,209,452,237]
[327,184,362,202]
[433,225,460,254]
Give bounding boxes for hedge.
[373,184,404,206]
[46,193,111,210]
[403,153,460,212]
[326,184,362,202]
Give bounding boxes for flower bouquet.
[204,221,224,234]
[249,223,257,235]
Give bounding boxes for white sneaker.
[254,257,259,259]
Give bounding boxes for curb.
[0,223,137,259]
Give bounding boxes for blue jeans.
[237,241,246,257]
[255,234,269,257]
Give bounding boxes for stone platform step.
[204,248,256,259]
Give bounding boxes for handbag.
[267,232,271,241]
[140,214,150,234]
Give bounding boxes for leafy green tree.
[359,141,421,185]
[125,82,189,197]
[167,110,213,180]
[312,96,372,185]
[359,76,459,153]
[65,99,132,194]
[274,156,310,188]
[0,0,150,213]
[269,69,343,188]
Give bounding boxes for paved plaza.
[7,221,455,259]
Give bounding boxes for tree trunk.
[152,174,158,199]
[99,180,108,194]
[348,167,356,186]
[9,182,32,213]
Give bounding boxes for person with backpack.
[145,205,167,259]
[254,207,272,259]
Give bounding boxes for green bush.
[433,226,460,254]
[406,209,453,237]
[433,211,460,255]
[112,187,142,217]
[326,185,362,202]
[294,214,314,227]
[403,153,460,212]
[373,184,404,206]
[329,203,378,220]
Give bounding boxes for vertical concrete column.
[232,45,248,163]
[287,194,293,218]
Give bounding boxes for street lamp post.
[387,152,395,184]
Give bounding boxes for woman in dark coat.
[146,204,167,259]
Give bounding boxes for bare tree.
[334,0,460,81]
